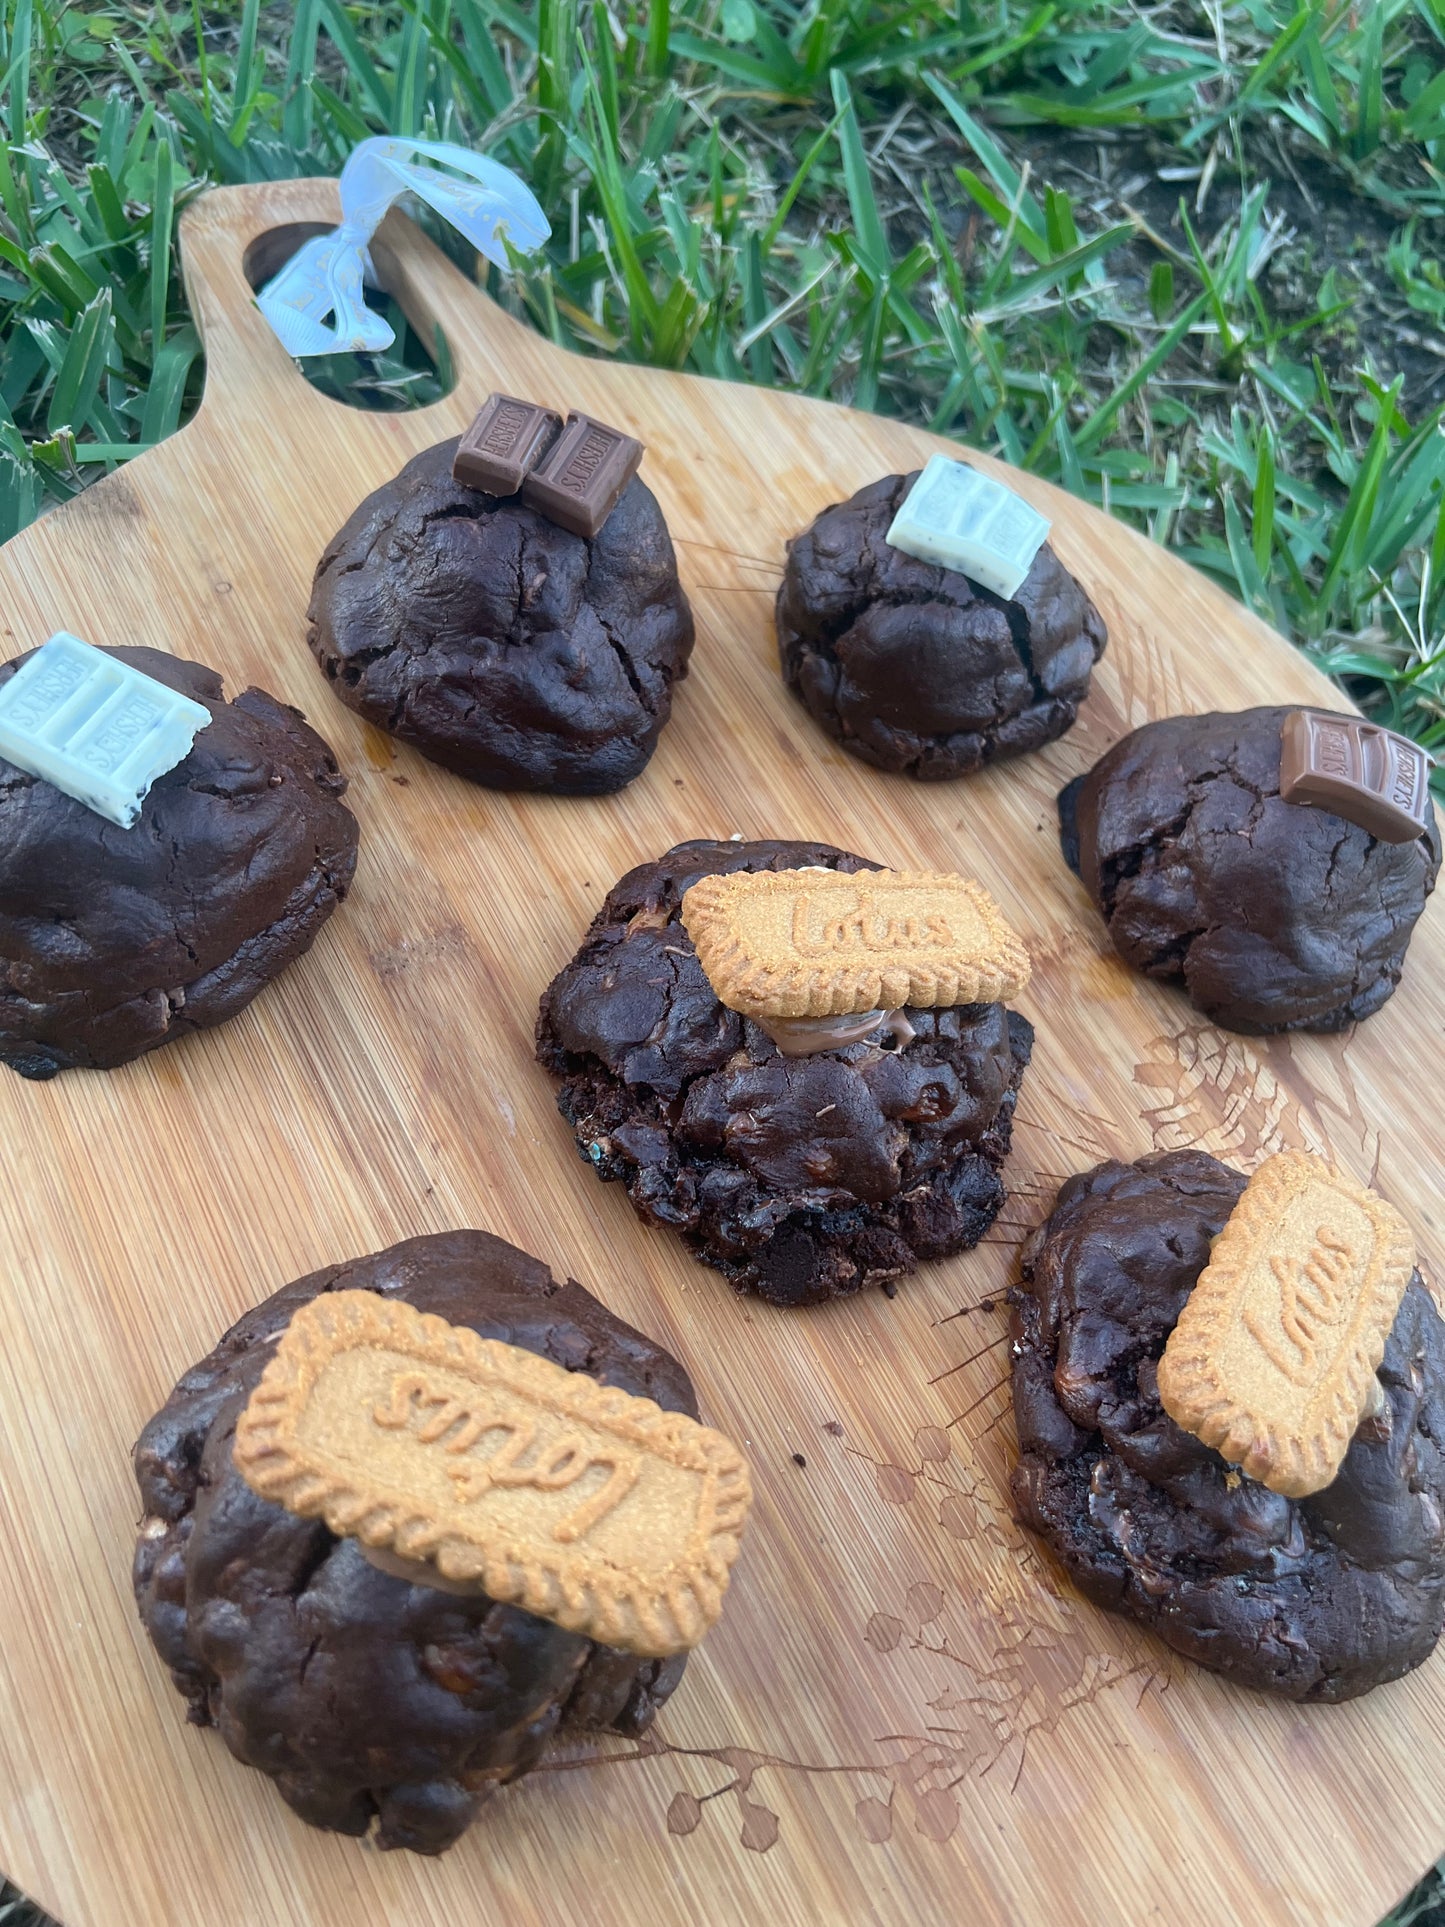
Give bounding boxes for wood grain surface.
[0,176,1440,1927]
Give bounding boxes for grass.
[0,0,1444,1921]
[2,2,1445,762]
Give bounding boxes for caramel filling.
[755,1009,917,1056]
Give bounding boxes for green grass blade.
[149,138,173,352]
[5,0,30,138]
[393,8,429,137]
[1252,427,1276,575]
[829,71,888,272]
[761,106,845,256]
[47,288,114,433]
[925,71,1045,239]
[138,326,200,443]
[1355,0,1385,158]
[317,0,392,126]
[1074,291,1209,451]
[647,0,671,78]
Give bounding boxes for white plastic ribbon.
[257,138,550,357]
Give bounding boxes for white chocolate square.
[884,455,1051,599]
[0,633,211,828]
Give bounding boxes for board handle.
[177,178,486,428]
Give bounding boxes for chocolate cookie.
[307,439,694,794]
[133,1230,694,1855]
[535,838,1033,1307]
[776,471,1106,779]
[1010,1150,1445,1700]
[1059,707,1441,1032]
[0,645,358,1080]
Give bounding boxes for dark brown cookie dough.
[1059,706,1441,1032]
[776,471,1106,779]
[536,838,1033,1307]
[1010,1150,1445,1701]
[307,438,694,795]
[0,645,358,1080]
[133,1230,694,1856]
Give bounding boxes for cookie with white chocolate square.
[776,465,1106,781]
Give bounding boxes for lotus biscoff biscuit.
[234,1287,752,1656]
[679,865,1030,1018]
[1156,1150,1415,1497]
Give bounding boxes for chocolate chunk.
[522,412,644,538]
[452,393,562,495]
[1280,708,1433,844]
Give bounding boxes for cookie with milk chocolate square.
[1058,706,1440,1032]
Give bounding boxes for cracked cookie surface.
[0,644,358,1079]
[307,438,694,794]
[1060,706,1441,1031]
[776,471,1106,780]
[536,838,1033,1307]
[1010,1150,1445,1701]
[133,1229,693,1856]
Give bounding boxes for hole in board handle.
[241,222,454,414]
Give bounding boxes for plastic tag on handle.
[257,139,550,357]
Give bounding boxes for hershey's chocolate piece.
[1279,709,1433,845]
[452,393,562,495]
[522,411,644,538]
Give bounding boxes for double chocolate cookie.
[133,1231,694,1855]
[777,471,1106,780]
[1010,1150,1445,1700]
[307,439,694,794]
[1059,707,1441,1031]
[536,838,1033,1307]
[0,645,358,1079]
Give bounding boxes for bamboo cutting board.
[0,176,1441,1927]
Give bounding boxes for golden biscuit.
[234,1289,751,1656]
[1157,1151,1415,1497]
[679,866,1030,1018]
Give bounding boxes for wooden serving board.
[0,176,1440,1927]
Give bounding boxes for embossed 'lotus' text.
[789,891,954,958]
[1243,1226,1356,1385]
[372,1368,640,1542]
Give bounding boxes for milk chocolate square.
[521,412,644,538]
[452,393,562,495]
[1279,709,1433,844]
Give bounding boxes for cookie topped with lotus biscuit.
[1010,1148,1445,1701]
[1156,1152,1415,1498]
[537,838,1035,1307]
[134,1229,744,1855]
